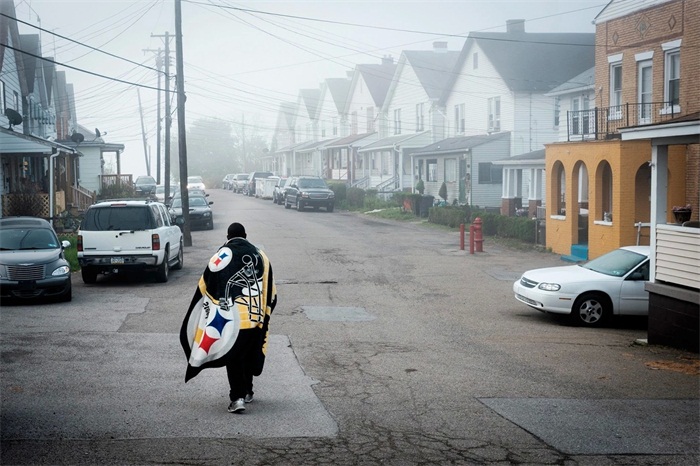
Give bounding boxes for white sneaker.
[227,398,245,413]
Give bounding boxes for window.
[554,96,560,127]
[416,103,424,131]
[427,159,438,182]
[570,95,591,135]
[478,162,502,184]
[665,50,680,106]
[454,103,465,134]
[445,159,457,182]
[473,52,478,69]
[393,109,402,134]
[366,107,374,132]
[332,117,338,136]
[487,97,500,132]
[0,81,5,113]
[638,60,653,124]
[610,63,622,108]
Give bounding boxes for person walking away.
[180,222,277,413]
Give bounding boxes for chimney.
[506,19,525,33]
[381,55,394,66]
[432,41,448,53]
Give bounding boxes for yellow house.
[546,140,687,259]
[545,0,698,261]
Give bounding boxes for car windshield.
[0,228,59,250]
[298,179,328,189]
[236,174,249,180]
[136,177,155,185]
[580,249,647,277]
[189,197,209,207]
[188,176,203,183]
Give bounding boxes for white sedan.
[513,246,650,326]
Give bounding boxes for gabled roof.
[546,67,595,96]
[298,89,321,120]
[324,132,378,149]
[278,101,296,129]
[19,34,40,95]
[443,31,594,101]
[402,50,461,100]
[356,61,397,107]
[275,140,317,154]
[412,131,511,156]
[325,77,351,114]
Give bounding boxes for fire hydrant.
[469,217,484,254]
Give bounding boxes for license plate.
[110,257,125,264]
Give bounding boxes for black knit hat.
[227,222,247,239]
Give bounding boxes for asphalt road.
[1,188,698,465]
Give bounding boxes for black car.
[0,217,72,302]
[169,195,214,230]
[273,177,290,205]
[284,176,335,212]
[245,171,274,197]
[134,175,157,196]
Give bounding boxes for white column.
[649,144,668,283]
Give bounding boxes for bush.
[328,182,347,203]
[438,182,447,201]
[469,211,536,242]
[415,179,425,194]
[428,205,472,228]
[346,187,366,208]
[99,183,135,200]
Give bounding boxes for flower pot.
[673,210,691,224]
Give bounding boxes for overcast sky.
[15,0,605,176]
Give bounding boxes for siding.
[655,225,700,289]
[471,138,510,208]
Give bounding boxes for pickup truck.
[77,200,184,284]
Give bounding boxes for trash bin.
[419,195,434,218]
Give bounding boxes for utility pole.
[137,88,150,176]
[151,32,173,205]
[175,0,191,246]
[143,47,163,184]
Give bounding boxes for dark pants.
[226,328,262,401]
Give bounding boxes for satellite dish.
[5,108,23,129]
[71,132,85,143]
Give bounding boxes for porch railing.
[375,174,399,192]
[69,185,96,212]
[567,101,678,141]
[351,176,370,189]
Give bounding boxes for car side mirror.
[628,271,645,280]
[175,217,185,226]
[209,201,213,205]
[61,240,71,249]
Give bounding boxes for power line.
[0,12,163,75]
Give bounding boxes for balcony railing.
[567,101,679,141]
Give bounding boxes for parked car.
[169,195,214,230]
[244,171,274,197]
[273,177,290,205]
[187,176,206,191]
[284,176,335,212]
[232,173,249,193]
[222,174,236,190]
[0,217,72,303]
[170,188,208,202]
[154,185,178,203]
[513,246,650,327]
[77,199,183,284]
[134,175,157,196]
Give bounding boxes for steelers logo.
[208,247,233,272]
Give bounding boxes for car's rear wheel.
[571,292,608,327]
[156,250,169,283]
[173,241,184,270]
[81,266,97,284]
[327,204,334,212]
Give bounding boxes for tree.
[415,179,425,195]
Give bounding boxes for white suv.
[77,200,183,283]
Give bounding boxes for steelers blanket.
[180,239,277,382]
